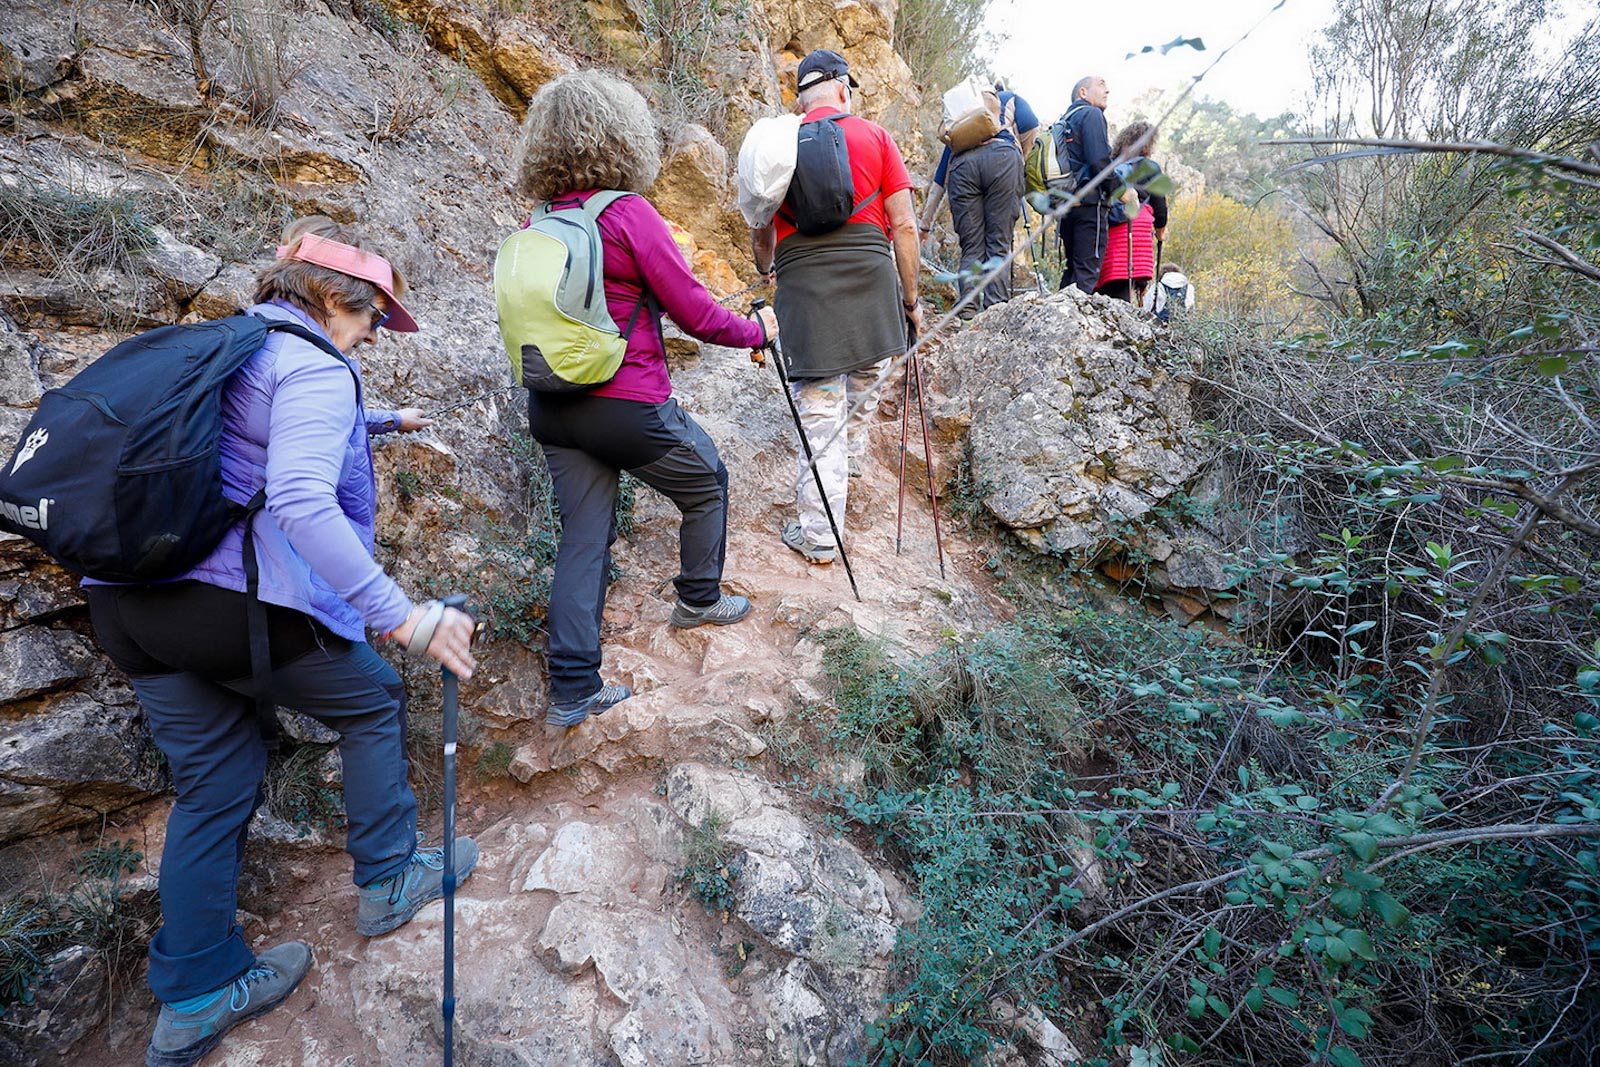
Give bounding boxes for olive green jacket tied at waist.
[774,222,907,379]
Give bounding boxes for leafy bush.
[819,586,1600,1065]
[1162,191,1301,320]
[679,810,743,918]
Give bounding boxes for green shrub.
[0,179,158,276]
[679,810,743,918]
[818,592,1600,1064]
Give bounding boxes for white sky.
[987,0,1592,123]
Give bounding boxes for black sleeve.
[1081,109,1112,197]
[1150,193,1168,228]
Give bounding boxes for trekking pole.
[750,299,861,602]
[1020,203,1047,295]
[908,322,946,580]
[896,349,910,555]
[895,321,946,578]
[438,593,470,1067]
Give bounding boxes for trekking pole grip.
[748,297,772,366]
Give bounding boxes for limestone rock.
[665,762,900,1062]
[541,899,739,1067]
[145,226,223,303]
[0,314,44,406]
[927,290,1201,553]
[0,626,96,705]
[0,694,160,844]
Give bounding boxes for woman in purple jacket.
[86,217,479,1067]
[510,71,777,728]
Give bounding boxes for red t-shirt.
[773,106,912,245]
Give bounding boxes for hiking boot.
[546,683,632,728]
[145,941,313,1067]
[783,520,837,565]
[357,837,479,936]
[670,593,751,629]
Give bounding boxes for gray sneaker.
[547,683,632,727]
[783,520,837,565]
[670,593,751,629]
[357,837,479,936]
[145,941,313,1067]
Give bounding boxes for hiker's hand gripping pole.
[748,298,777,368]
[751,298,862,602]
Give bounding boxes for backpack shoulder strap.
[263,321,361,403]
[582,190,636,220]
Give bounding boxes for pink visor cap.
[275,233,419,332]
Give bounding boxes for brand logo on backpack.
[0,496,51,531]
[11,427,47,474]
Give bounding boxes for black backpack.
[1050,103,1097,198]
[0,313,346,581]
[0,313,352,749]
[781,114,880,237]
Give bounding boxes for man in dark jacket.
[1058,74,1112,293]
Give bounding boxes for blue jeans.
[88,583,417,1003]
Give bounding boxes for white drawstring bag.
[737,113,802,228]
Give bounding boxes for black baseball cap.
[796,49,859,91]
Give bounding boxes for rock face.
[928,289,1201,554]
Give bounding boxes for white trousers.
[789,359,891,547]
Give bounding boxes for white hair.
[797,77,848,113]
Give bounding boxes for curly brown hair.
[1112,121,1158,161]
[254,216,407,327]
[512,71,662,201]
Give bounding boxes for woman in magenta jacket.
[1096,122,1169,304]
[508,71,778,729]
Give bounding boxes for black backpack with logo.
[781,114,881,237]
[0,313,353,750]
[0,313,347,581]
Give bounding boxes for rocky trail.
[26,341,1017,1067]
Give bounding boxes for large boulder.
[927,290,1202,554]
[665,762,904,1064]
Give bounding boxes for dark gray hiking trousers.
[528,393,729,702]
[948,138,1025,308]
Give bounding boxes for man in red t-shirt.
[752,49,923,566]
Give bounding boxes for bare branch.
[1263,137,1600,180]
[1515,228,1600,282]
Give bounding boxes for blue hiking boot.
[546,683,632,727]
[144,941,313,1067]
[357,837,479,936]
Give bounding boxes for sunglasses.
[368,303,392,331]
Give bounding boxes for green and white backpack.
[494,191,653,391]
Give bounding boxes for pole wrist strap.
[405,600,445,657]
